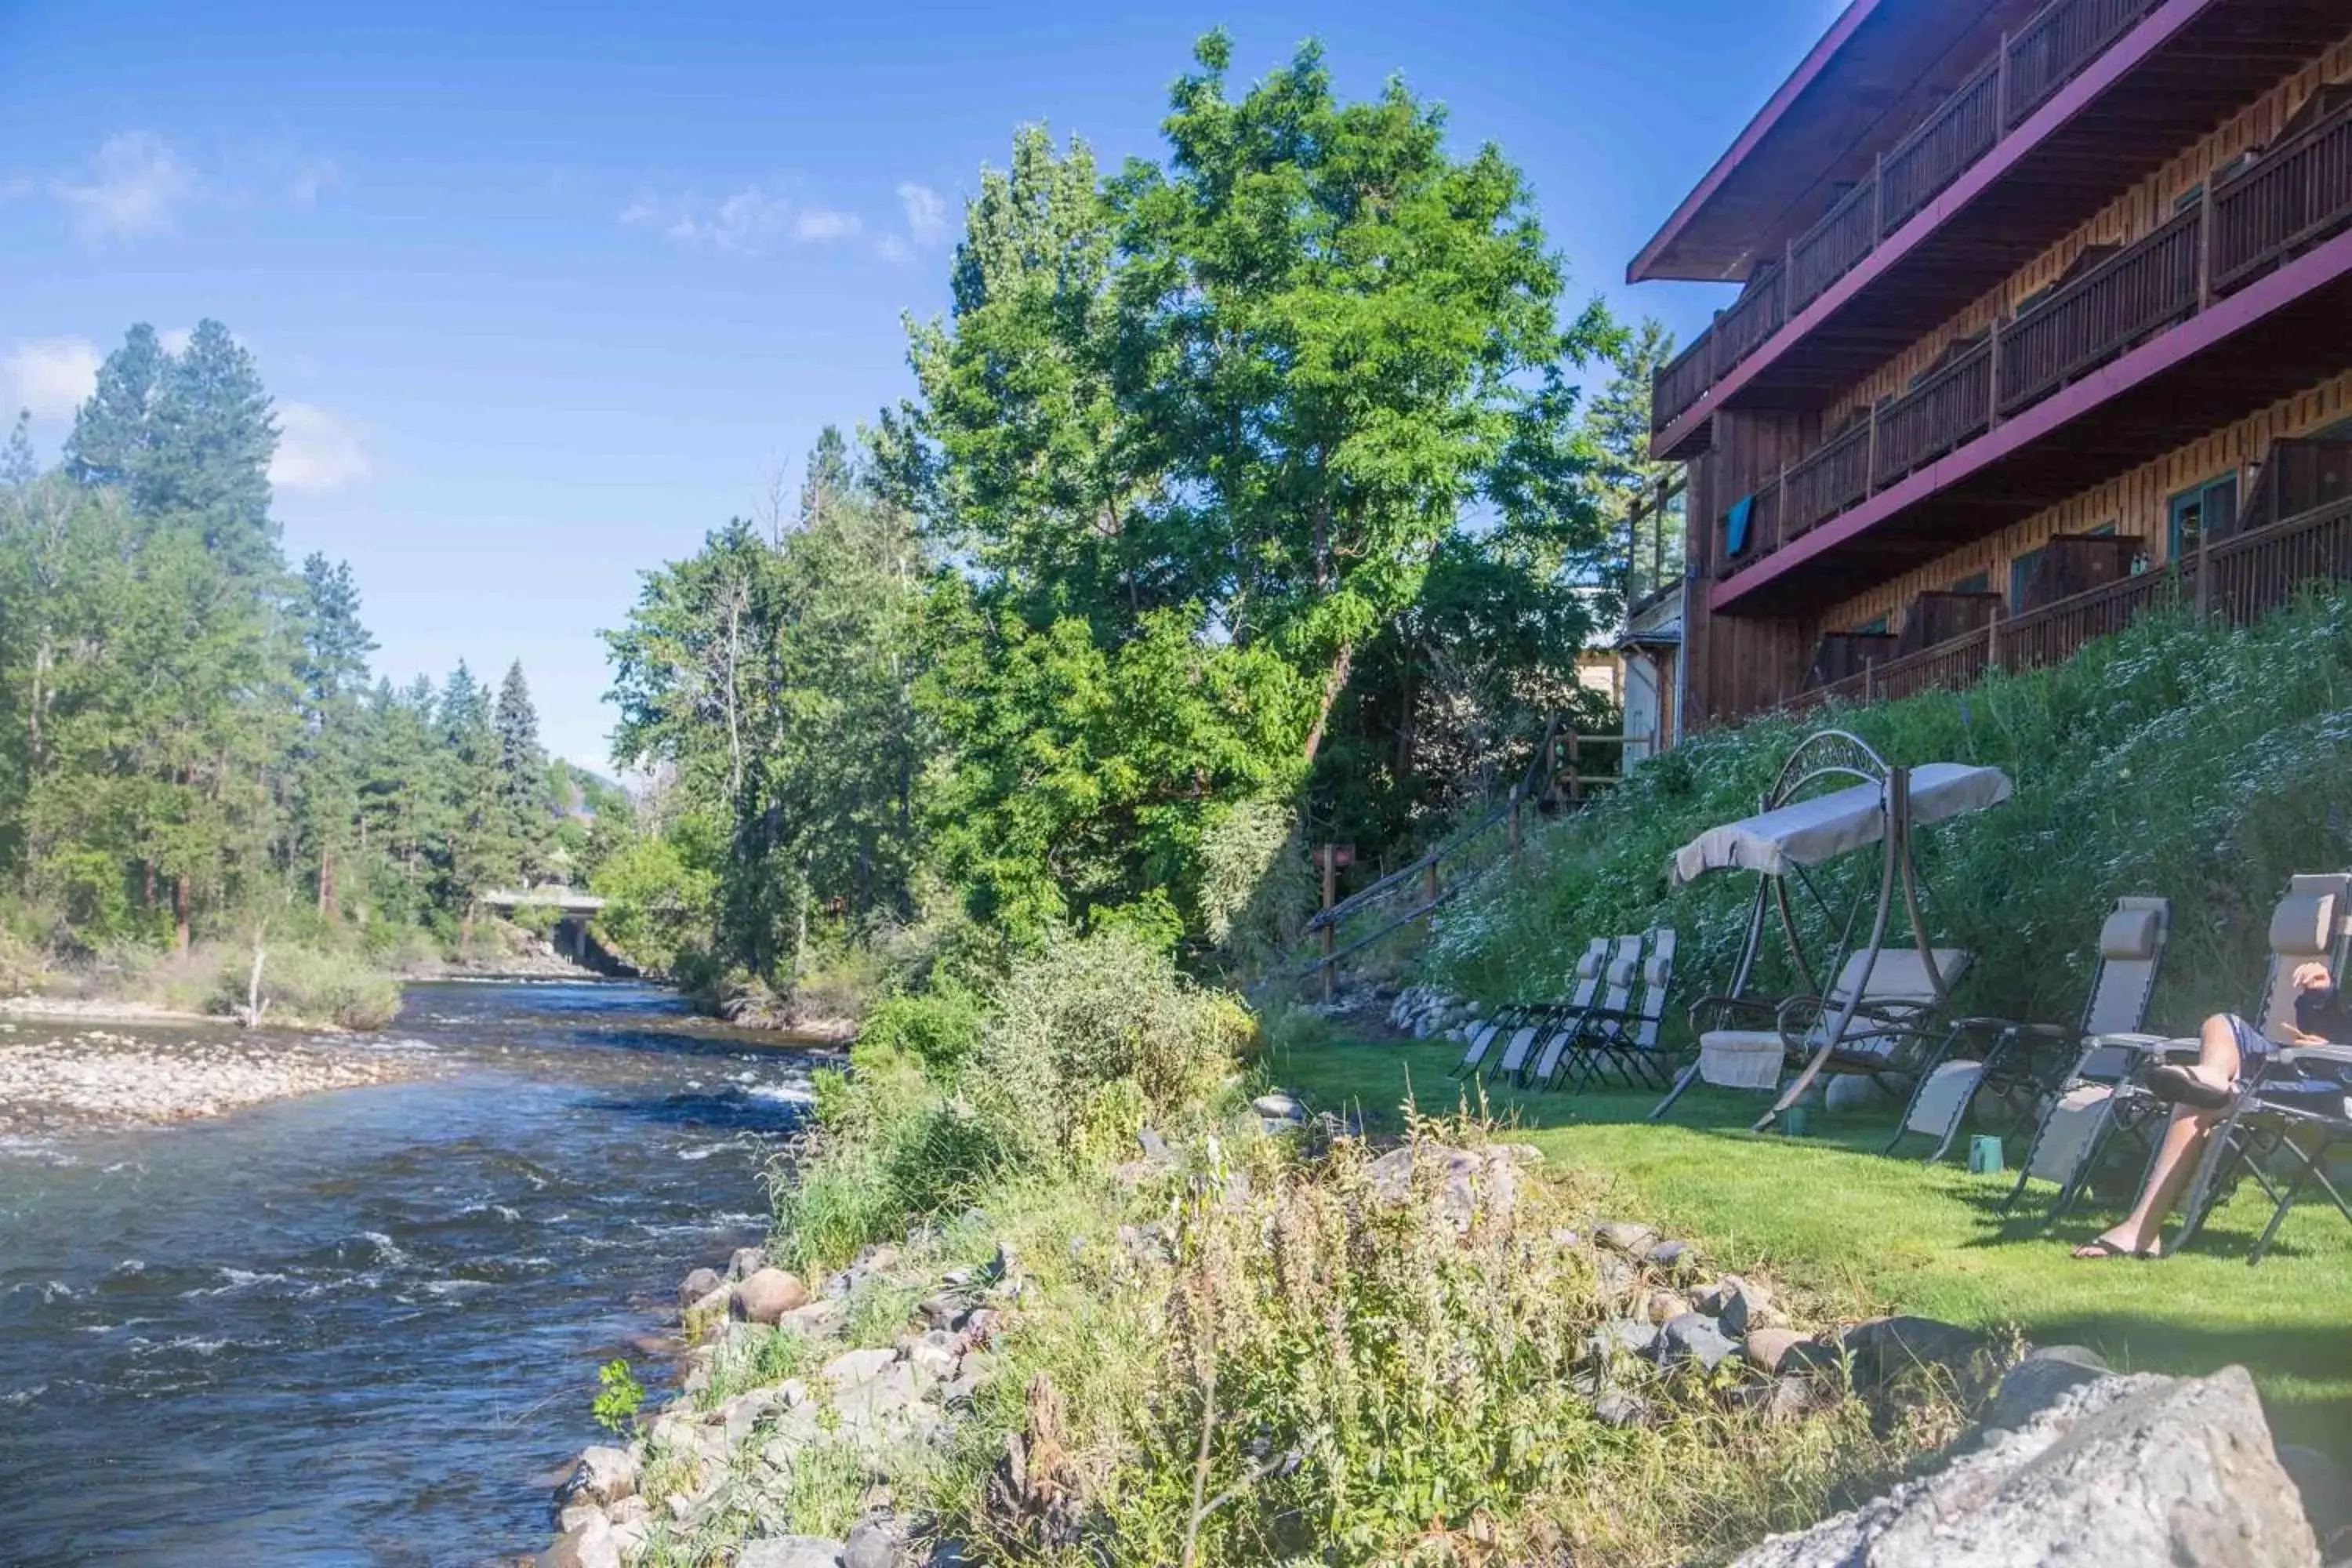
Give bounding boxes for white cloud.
[877,234,913,265]
[622,184,868,253]
[896,182,947,245]
[52,132,194,240]
[791,205,860,243]
[159,326,194,356]
[269,401,372,495]
[2,337,102,424]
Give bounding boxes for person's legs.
[2074,1014,2241,1258]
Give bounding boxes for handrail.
[2212,97,2352,295]
[1787,492,2352,712]
[1650,0,2165,438]
[1719,149,2352,580]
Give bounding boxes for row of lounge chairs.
[1450,930,1679,1092]
[1446,877,2352,1263]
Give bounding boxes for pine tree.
[64,325,165,494]
[292,554,377,917]
[494,662,553,884]
[151,321,281,577]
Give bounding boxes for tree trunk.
[174,876,192,956]
[1301,643,1356,766]
[143,861,157,909]
[318,840,336,920]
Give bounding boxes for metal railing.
[1653,0,2167,436]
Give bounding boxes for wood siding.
[1819,367,2352,632]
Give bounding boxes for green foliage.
[1093,1122,1927,1566]
[857,985,986,1072]
[963,927,1251,1173]
[1427,590,2352,1039]
[589,811,724,981]
[593,1358,645,1436]
[205,942,403,1029]
[693,1325,823,1412]
[867,36,1618,948]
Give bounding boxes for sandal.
[2071,1237,2145,1261]
[2146,1064,2233,1110]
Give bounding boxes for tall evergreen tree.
[494,662,553,884]
[292,554,378,916]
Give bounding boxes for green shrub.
[963,927,1253,1173]
[858,985,985,1072]
[209,942,402,1029]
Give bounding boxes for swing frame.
[1652,729,1979,1132]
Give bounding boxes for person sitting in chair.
[2073,962,2345,1260]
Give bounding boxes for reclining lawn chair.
[2014,873,2350,1232]
[1887,896,2169,1163]
[2162,874,2352,1263]
[1541,928,1680,1092]
[1450,936,1609,1080]
[1504,935,1641,1087]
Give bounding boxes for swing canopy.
[1671,762,2010,886]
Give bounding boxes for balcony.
[1650,0,2352,456]
[1788,485,2352,710]
[1707,94,2352,615]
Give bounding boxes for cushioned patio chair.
[1654,946,1971,1119]
[1888,897,2169,1163]
[2161,875,2352,1262]
[2020,873,2350,1233]
[1450,936,1608,1080]
[1541,928,1680,1092]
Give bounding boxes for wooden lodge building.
[1629,0,2352,725]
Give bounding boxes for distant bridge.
[479,886,608,964]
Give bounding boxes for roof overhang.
[1628,0,2027,285]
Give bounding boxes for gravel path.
[0,1024,431,1135]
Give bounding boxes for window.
[2088,521,2118,537]
[1951,571,1990,595]
[1853,614,1889,636]
[2009,547,2045,610]
[2168,471,2240,559]
[2172,182,2205,214]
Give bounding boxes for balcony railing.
[1791,492,2352,710]
[1624,474,1689,616]
[1653,0,2166,436]
[1704,99,2352,586]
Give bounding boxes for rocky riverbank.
[0,1023,434,1136]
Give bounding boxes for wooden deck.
[1789,490,2352,709]
[1705,98,2352,602]
[1652,0,2350,451]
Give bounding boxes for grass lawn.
[1274,1034,2352,1456]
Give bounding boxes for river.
[0,979,826,1566]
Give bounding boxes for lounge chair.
[1504,935,1641,1086]
[1544,929,1680,1092]
[2016,873,2350,1232]
[1653,946,1971,1119]
[2163,875,2352,1262]
[1888,897,2169,1162]
[1450,936,1608,1079]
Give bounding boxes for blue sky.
[0,0,1843,768]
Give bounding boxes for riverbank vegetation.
[0,321,620,1018]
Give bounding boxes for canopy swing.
[1650,729,2011,1131]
